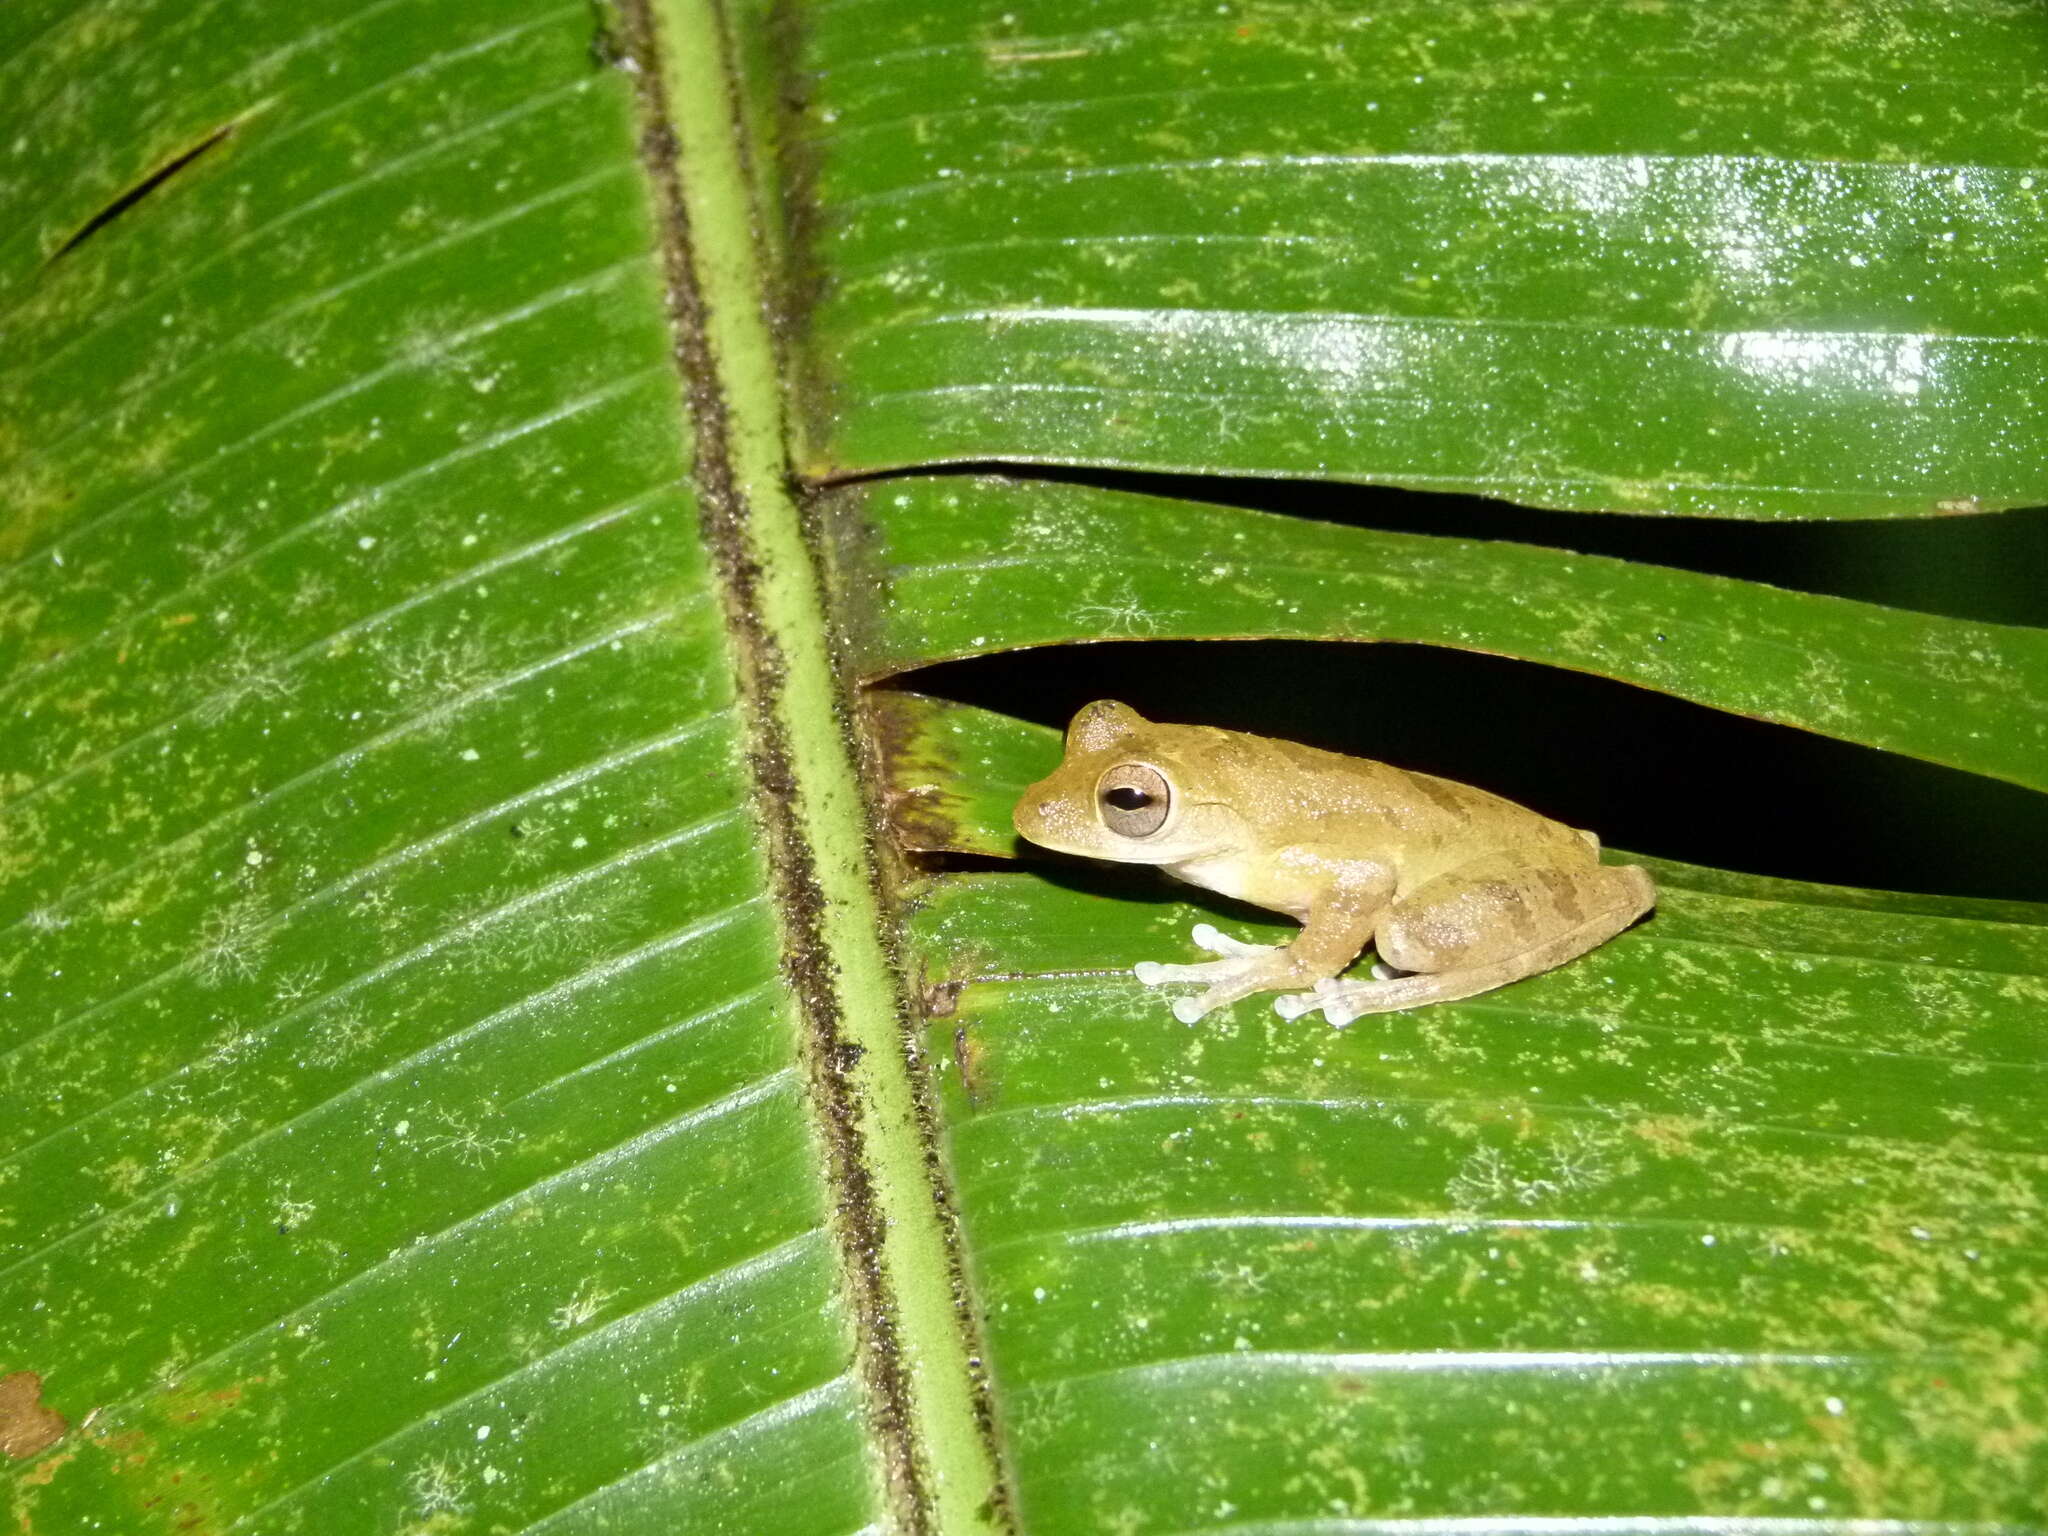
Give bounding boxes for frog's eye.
[1096,763,1171,838]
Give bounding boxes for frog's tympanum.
[1013,701,1655,1027]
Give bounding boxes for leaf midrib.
[628,0,1014,1528]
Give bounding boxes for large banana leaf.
[3,0,2044,1533]
[797,0,2048,517]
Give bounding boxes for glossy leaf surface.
[848,476,2048,791]
[6,0,2048,1530]
[795,0,2048,517]
[882,696,2048,1528]
[0,3,878,1531]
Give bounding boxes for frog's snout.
[1012,781,1051,842]
[1013,776,1080,851]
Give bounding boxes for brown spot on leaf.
[951,1023,990,1110]
[1,1371,66,1459]
[866,691,973,853]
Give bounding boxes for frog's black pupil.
[1104,787,1151,810]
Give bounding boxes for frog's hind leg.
[1276,854,1654,1027]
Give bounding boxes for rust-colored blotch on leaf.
[0,1370,66,1460]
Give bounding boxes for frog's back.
[1406,765,1586,841]
[1265,738,1589,852]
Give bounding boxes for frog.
[1012,700,1655,1026]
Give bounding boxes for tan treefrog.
[1012,701,1655,1026]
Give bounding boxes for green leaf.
[795,0,2048,518]
[879,696,2048,1528]
[6,0,2048,1531]
[850,475,2048,791]
[0,4,890,1530]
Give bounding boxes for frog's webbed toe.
[1271,963,1406,1022]
[1271,983,1332,1022]
[1272,975,1378,1026]
[1134,923,1288,1023]
[1131,923,1281,981]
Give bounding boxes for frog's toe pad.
[1272,990,1324,1021]
[1135,926,1291,1023]
[1189,922,1278,958]
[1319,997,1366,1028]
[1272,977,1365,1028]
[1134,954,1259,987]
[1135,925,1279,987]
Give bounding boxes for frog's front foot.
[1134,923,1289,1023]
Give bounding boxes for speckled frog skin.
[1013,701,1656,1026]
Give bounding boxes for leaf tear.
[49,121,240,263]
